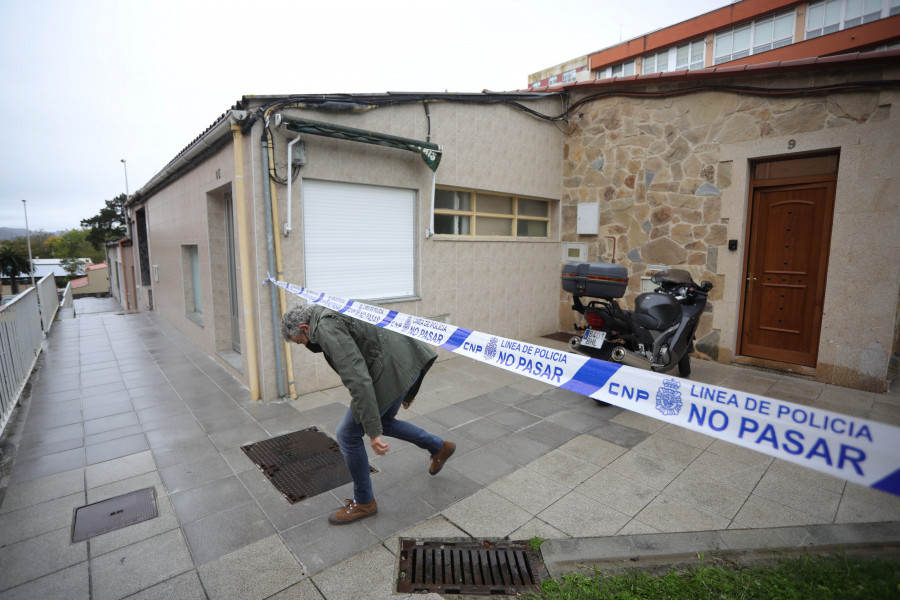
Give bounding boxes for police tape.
[263,277,900,498]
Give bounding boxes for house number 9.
[788,139,796,149]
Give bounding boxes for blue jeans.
[335,393,443,504]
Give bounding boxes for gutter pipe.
[266,135,297,398]
[231,122,261,401]
[261,130,285,398]
[284,135,303,237]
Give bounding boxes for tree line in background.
[1,194,126,296]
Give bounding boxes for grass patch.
[531,554,900,599]
[528,537,546,553]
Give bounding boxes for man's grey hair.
[281,303,315,341]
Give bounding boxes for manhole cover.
[241,427,376,504]
[397,540,547,595]
[72,487,158,543]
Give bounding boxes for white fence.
[61,282,73,309]
[0,274,59,436]
[37,273,60,332]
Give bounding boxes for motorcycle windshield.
[651,269,694,286]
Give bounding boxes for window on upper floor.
[642,50,671,74]
[806,0,842,37]
[676,39,706,70]
[807,0,897,39]
[608,61,636,78]
[715,10,795,64]
[845,0,884,25]
[753,11,795,53]
[433,187,551,238]
[561,69,576,83]
[715,25,752,63]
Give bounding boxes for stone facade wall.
[560,64,900,391]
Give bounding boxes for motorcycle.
[562,262,712,377]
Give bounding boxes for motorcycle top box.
[561,262,628,299]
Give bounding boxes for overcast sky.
[1,0,731,234]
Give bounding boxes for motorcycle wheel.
[677,352,691,377]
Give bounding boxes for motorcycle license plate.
[581,329,606,349]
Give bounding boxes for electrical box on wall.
[562,243,588,263]
[576,203,599,235]
[291,140,307,166]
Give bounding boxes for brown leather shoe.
[429,441,456,475]
[328,499,377,525]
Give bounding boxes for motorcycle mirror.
[700,280,713,292]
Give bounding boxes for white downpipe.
[284,135,303,237]
[426,171,436,238]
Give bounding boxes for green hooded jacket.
[307,306,438,438]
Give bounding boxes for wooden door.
[739,155,837,367]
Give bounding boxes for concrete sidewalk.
[1,297,899,599]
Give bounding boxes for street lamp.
[21,199,35,288]
[121,159,129,197]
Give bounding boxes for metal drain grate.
[72,487,158,543]
[397,540,547,595]
[241,427,376,504]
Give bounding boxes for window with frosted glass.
[611,61,636,77]
[845,0,883,26]
[806,0,842,38]
[754,11,794,53]
[808,0,889,38]
[433,187,552,238]
[715,25,751,64]
[643,51,669,74]
[676,39,705,70]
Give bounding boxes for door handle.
[747,273,757,282]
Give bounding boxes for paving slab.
[0,561,90,600]
[281,512,381,575]
[198,534,306,600]
[123,570,207,600]
[182,500,277,566]
[441,489,532,539]
[0,527,87,593]
[89,529,194,600]
[0,467,84,514]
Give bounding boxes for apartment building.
[530,0,900,87]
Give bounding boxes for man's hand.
[370,435,390,455]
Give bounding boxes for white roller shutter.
[303,180,416,300]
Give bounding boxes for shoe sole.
[328,509,377,525]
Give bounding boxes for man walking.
[281,303,456,524]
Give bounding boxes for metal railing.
[61,281,74,309]
[0,287,43,435]
[0,272,62,436]
[37,274,60,333]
